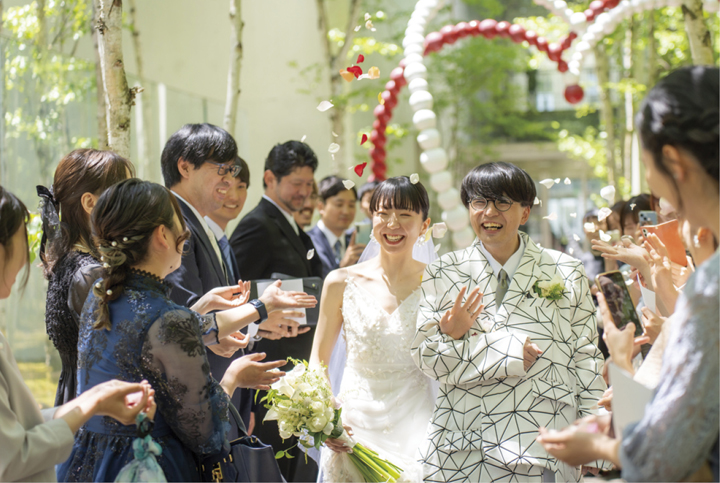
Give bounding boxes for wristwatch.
[248,299,268,323]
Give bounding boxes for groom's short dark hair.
[460,162,536,208]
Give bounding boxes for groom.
[411,162,607,482]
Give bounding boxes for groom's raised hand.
[439,286,484,340]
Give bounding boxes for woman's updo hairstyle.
[369,176,430,220]
[91,179,189,330]
[636,66,719,208]
[0,186,30,290]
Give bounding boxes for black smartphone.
[354,222,372,246]
[595,270,643,336]
[638,210,658,226]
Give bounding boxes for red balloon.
[547,42,563,62]
[478,19,498,39]
[380,90,397,110]
[385,80,399,96]
[454,22,470,39]
[372,120,385,132]
[496,21,511,38]
[399,58,409,68]
[440,24,458,44]
[424,31,444,55]
[568,31,578,41]
[372,162,387,178]
[584,8,596,21]
[536,36,548,52]
[370,130,386,148]
[467,20,481,36]
[604,0,620,7]
[373,104,391,124]
[370,148,387,164]
[557,60,569,73]
[524,30,538,46]
[508,24,526,43]
[589,0,605,14]
[389,67,406,88]
[564,85,584,104]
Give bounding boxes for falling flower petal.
[564,178,572,185]
[306,248,315,260]
[584,222,596,233]
[573,234,581,241]
[378,92,385,105]
[354,24,361,32]
[569,247,574,255]
[598,207,612,222]
[357,54,365,64]
[599,230,611,242]
[357,74,371,80]
[339,69,355,82]
[410,173,420,184]
[435,244,441,253]
[353,162,367,177]
[432,222,448,238]
[332,131,339,137]
[600,185,616,203]
[539,179,556,189]
[360,134,368,145]
[317,100,334,112]
[366,20,374,30]
[343,179,355,190]
[630,203,636,210]
[301,135,307,143]
[659,197,675,215]
[346,65,363,78]
[543,213,558,221]
[328,143,340,154]
[534,197,542,206]
[367,66,380,79]
[365,12,371,20]
[570,213,577,218]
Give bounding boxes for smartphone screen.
[638,211,658,227]
[354,222,371,245]
[595,271,643,336]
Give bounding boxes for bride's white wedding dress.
[320,277,437,483]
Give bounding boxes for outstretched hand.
[439,286,484,340]
[191,281,252,314]
[260,280,317,313]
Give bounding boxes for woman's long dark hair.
[0,186,31,290]
[91,179,189,330]
[40,149,134,278]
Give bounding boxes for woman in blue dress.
[58,178,316,482]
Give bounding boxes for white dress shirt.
[171,191,225,274]
[316,219,346,259]
[262,195,298,235]
[478,234,526,280]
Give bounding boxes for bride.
[310,176,438,482]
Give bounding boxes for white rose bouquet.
[260,359,403,483]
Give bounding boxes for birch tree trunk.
[682,0,715,65]
[127,0,151,177]
[622,22,634,185]
[223,0,244,136]
[0,0,5,185]
[94,0,133,158]
[91,1,109,149]
[594,43,617,188]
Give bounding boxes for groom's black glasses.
[205,160,242,177]
[470,196,514,212]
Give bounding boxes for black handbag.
[200,403,285,482]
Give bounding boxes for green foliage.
[26,213,43,264]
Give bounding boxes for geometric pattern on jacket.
[411,232,607,482]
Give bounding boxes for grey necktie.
[333,239,342,266]
[496,269,510,306]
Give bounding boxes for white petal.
[434,244,441,253]
[317,100,334,112]
[630,203,636,210]
[573,234,581,241]
[410,173,420,184]
[543,213,558,220]
[570,213,577,218]
[301,135,307,142]
[599,230,611,242]
[354,25,361,32]
[332,131,339,138]
[564,177,572,185]
[554,178,560,184]
[600,185,616,202]
[584,222,597,233]
[328,143,340,154]
[365,12,371,20]
[432,222,448,238]
[534,197,542,206]
[539,179,556,189]
[306,248,315,260]
[598,207,613,222]
[569,247,574,254]
[343,179,355,190]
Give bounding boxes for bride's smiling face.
[372,203,429,255]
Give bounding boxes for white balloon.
[419,147,448,173]
[553,0,568,10]
[403,53,424,66]
[406,17,427,29]
[404,44,424,57]
[572,51,584,61]
[411,7,432,20]
[569,60,581,73]
[437,188,461,210]
[402,32,426,49]
[570,11,587,25]
[413,109,437,130]
[405,24,425,37]
[705,0,720,12]
[442,205,469,232]
[583,32,596,44]
[408,78,429,94]
[631,0,644,13]
[417,128,441,150]
[419,0,441,10]
[565,8,575,18]
[602,20,617,34]
[452,226,476,248]
[596,12,611,24]
[403,62,428,82]
[588,23,603,35]
[576,40,591,52]
[429,170,453,192]
[409,90,434,111]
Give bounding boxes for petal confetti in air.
[378,92,385,105]
[539,179,556,189]
[317,100,334,112]
[599,230,611,242]
[598,207,612,222]
[346,65,363,78]
[354,24,361,32]
[570,213,577,218]
[569,247,574,255]
[339,69,355,82]
[356,54,365,64]
[433,222,448,238]
[360,134,368,145]
[564,178,572,185]
[543,213,558,221]
[410,173,420,184]
[332,131,339,138]
[367,66,380,79]
[306,248,315,260]
[584,222,596,233]
[434,244,441,253]
[533,196,542,206]
[328,143,340,154]
[365,12,371,20]
[343,179,355,190]
[630,203,636,210]
[573,234,581,241]
[366,20,375,30]
[554,178,560,184]
[301,135,307,142]
[600,185,616,203]
[353,162,367,177]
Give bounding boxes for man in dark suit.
[230,140,323,482]
[307,175,366,279]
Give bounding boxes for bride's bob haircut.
[369,176,429,220]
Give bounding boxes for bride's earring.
[415,232,427,248]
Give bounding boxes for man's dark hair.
[161,123,238,188]
[263,141,318,188]
[318,175,357,202]
[369,176,430,220]
[358,181,379,201]
[460,162,536,208]
[234,155,250,188]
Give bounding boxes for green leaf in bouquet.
[274,451,285,460]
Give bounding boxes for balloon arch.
[365,0,719,248]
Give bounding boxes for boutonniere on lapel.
[532,274,566,301]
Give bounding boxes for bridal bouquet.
[260,359,403,483]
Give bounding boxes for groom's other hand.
[523,338,543,371]
[439,286,485,340]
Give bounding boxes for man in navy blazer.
[307,175,366,279]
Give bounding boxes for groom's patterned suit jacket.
[411,232,607,482]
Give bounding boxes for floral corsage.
[532,274,566,301]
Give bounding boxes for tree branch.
[223,0,244,134]
[333,0,362,72]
